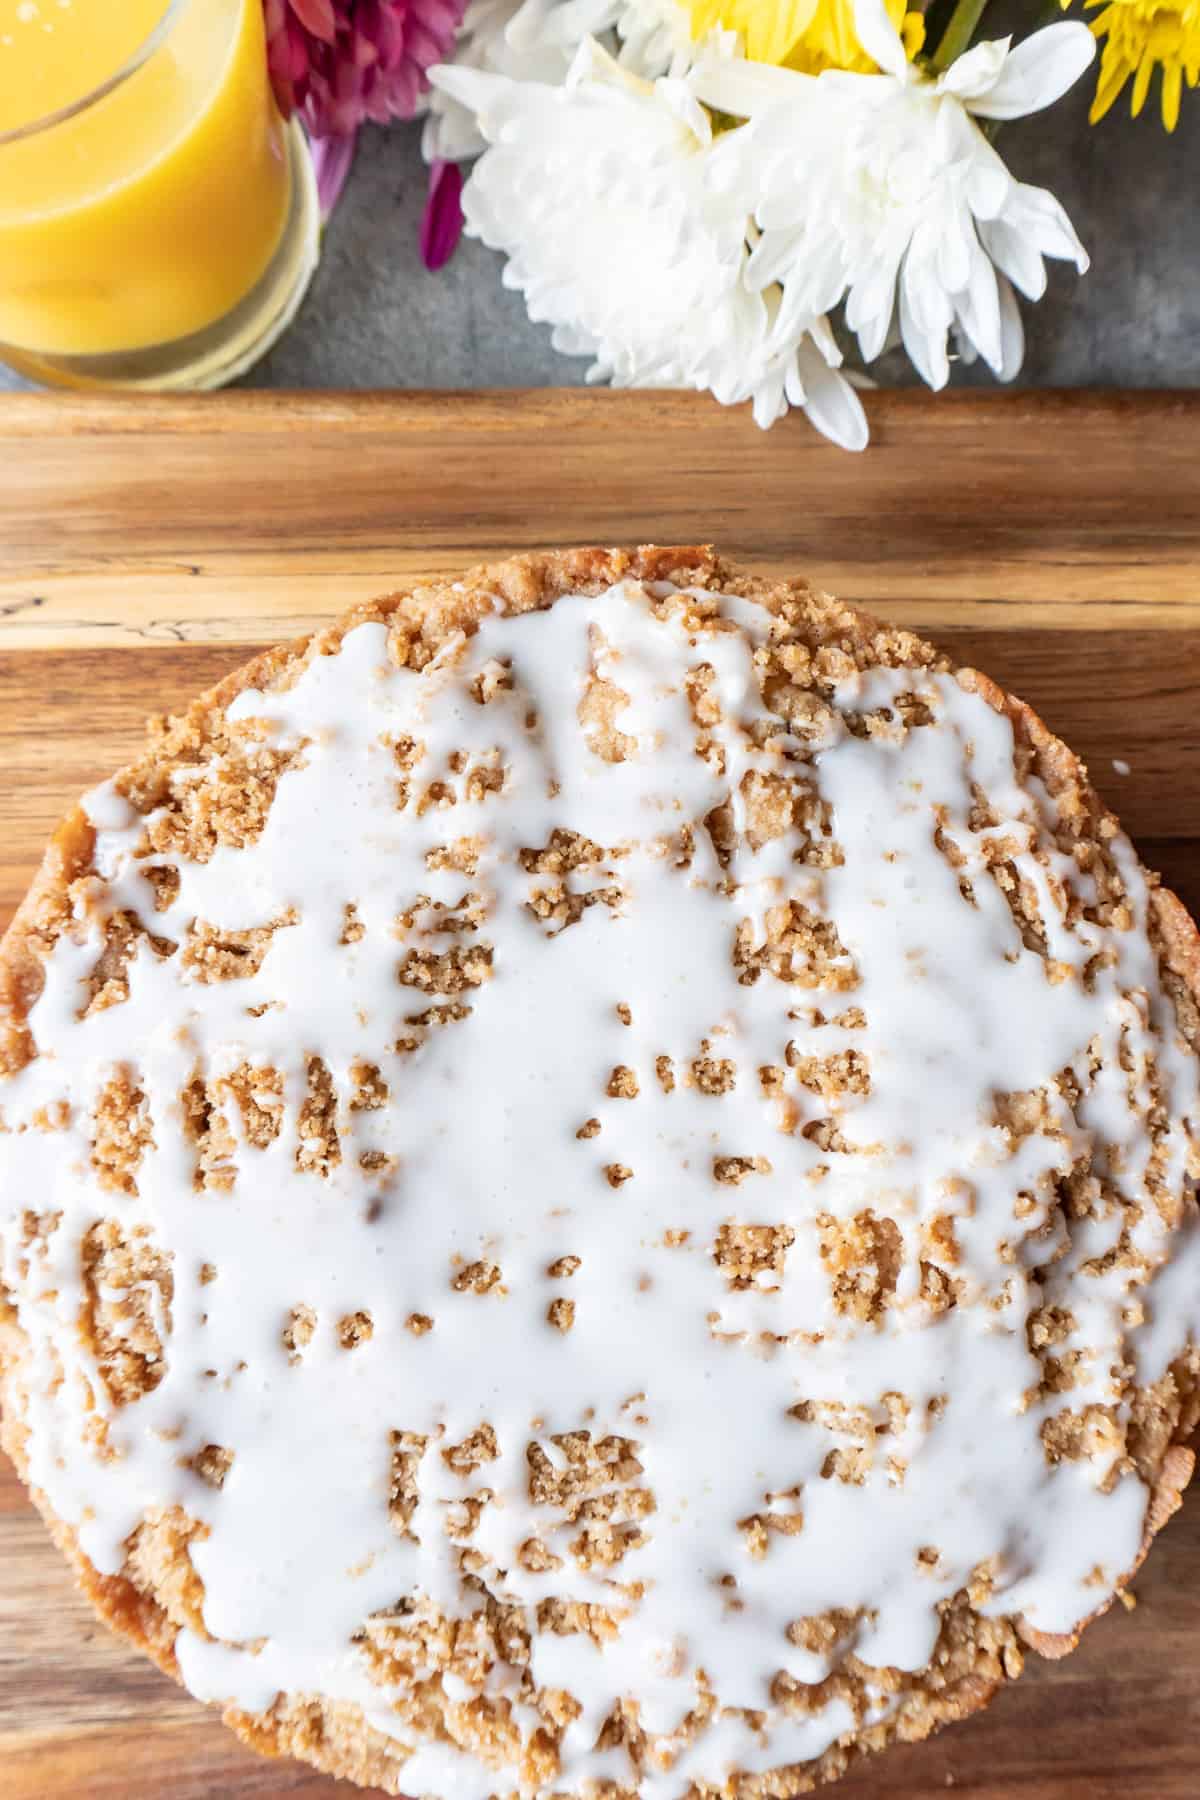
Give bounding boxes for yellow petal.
[900,10,925,59]
[697,0,922,74]
[1089,58,1128,123]
[1162,57,1182,128]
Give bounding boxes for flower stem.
[930,0,991,70]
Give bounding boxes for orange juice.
[0,0,301,364]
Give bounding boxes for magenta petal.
[265,0,471,136]
[289,0,339,42]
[420,160,464,272]
[308,129,358,220]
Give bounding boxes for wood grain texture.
[2,389,1200,646]
[0,389,1198,1799]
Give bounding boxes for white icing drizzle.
[2,579,1198,1795]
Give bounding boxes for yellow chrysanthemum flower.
[684,0,924,74]
[1079,0,1200,129]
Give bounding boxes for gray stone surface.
[3,71,1196,396]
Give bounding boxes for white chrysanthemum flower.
[423,0,699,165]
[697,0,1095,388]
[431,38,866,446]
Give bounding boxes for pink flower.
[265,1,468,256]
[264,0,465,139]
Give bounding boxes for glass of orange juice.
[0,0,319,389]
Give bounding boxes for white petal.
[818,68,894,106]
[934,92,978,167]
[904,223,954,335]
[854,302,894,366]
[899,258,950,390]
[955,234,1002,373]
[746,226,805,293]
[996,274,1025,383]
[978,216,1046,301]
[938,38,1010,102]
[767,276,816,352]
[968,22,1095,121]
[767,243,847,332]
[611,0,706,79]
[1004,181,1089,273]
[509,0,615,57]
[656,72,713,143]
[801,242,849,319]
[755,167,817,232]
[751,373,788,430]
[849,304,890,366]
[962,124,1014,220]
[430,63,515,131]
[805,312,843,370]
[847,251,903,363]
[566,34,641,93]
[808,239,852,317]
[851,0,911,82]
[692,57,811,119]
[935,200,974,296]
[789,341,870,452]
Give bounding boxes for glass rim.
[0,0,190,149]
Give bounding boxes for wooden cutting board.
[1,389,1198,1799]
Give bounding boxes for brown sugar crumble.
[817,1209,903,1321]
[282,1303,317,1363]
[713,1154,772,1186]
[296,1056,340,1176]
[182,910,298,984]
[350,1061,389,1111]
[442,1423,499,1475]
[81,1219,174,1405]
[186,1444,236,1489]
[81,909,177,1018]
[714,1222,795,1290]
[399,942,494,995]
[142,864,181,911]
[547,1298,576,1333]
[691,1055,737,1095]
[337,1310,375,1350]
[606,1065,639,1099]
[89,1069,154,1196]
[388,1430,427,1537]
[452,1260,503,1294]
